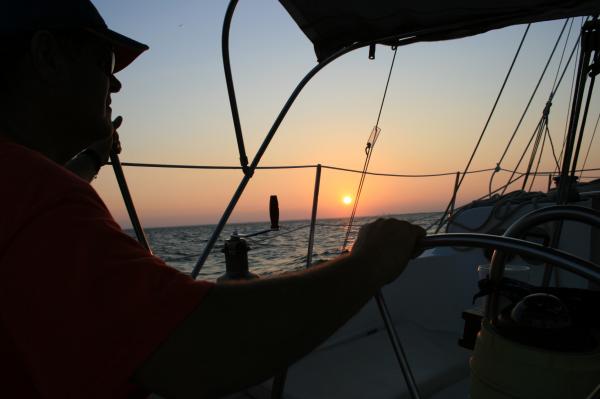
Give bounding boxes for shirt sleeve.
[0,190,214,398]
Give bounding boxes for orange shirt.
[0,138,214,398]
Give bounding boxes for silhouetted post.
[307,164,322,268]
[449,171,461,217]
[110,151,152,253]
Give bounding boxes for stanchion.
[109,151,152,253]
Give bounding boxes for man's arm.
[133,219,425,399]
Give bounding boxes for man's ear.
[29,31,68,83]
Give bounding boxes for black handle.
[270,195,279,230]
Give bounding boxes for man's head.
[0,0,148,163]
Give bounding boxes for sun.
[342,196,353,205]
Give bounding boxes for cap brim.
[87,28,149,73]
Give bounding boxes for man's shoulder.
[0,140,105,242]
[0,139,95,199]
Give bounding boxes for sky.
[90,1,600,228]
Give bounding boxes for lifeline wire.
[114,161,598,178]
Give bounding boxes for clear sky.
[91,1,599,228]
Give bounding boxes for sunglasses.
[101,50,116,76]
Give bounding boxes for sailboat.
[109,1,600,398]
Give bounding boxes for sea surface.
[133,212,442,281]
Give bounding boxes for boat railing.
[108,159,600,266]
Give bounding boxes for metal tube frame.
[421,233,600,283]
[306,164,322,268]
[109,151,152,253]
[222,0,249,175]
[375,291,422,398]
[487,205,600,320]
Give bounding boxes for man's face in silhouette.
[54,32,121,155]
[3,31,122,160]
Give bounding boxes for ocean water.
[135,212,442,281]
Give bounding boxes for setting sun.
[342,196,353,205]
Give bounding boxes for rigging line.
[545,124,562,172]
[428,174,527,232]
[551,18,574,92]
[496,20,579,195]
[497,19,570,167]
[528,123,550,191]
[456,24,530,191]
[558,17,586,172]
[342,47,399,251]
[501,118,546,195]
[558,43,580,170]
[375,48,399,127]
[433,24,530,234]
[551,29,584,97]
[480,174,526,202]
[580,111,600,179]
[522,118,546,189]
[342,134,374,250]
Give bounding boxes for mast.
[541,18,599,286]
[557,18,599,204]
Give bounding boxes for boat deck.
[220,318,471,399]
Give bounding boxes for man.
[0,1,425,398]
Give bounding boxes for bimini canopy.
[279,0,599,62]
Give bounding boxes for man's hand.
[64,116,123,182]
[87,116,123,164]
[351,218,426,286]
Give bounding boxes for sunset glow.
[86,2,599,228]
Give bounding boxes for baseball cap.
[0,0,149,73]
